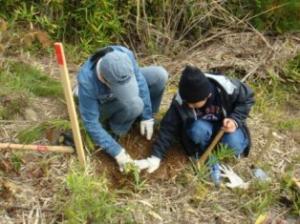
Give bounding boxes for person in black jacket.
[134,65,255,173]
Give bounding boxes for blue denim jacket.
[77,45,152,157]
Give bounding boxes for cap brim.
[109,75,139,103]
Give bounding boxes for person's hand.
[140,119,154,140]
[115,148,134,172]
[219,164,249,189]
[134,156,161,173]
[222,118,237,133]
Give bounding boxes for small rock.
[24,108,38,121]
[272,132,284,140]
[262,126,270,137]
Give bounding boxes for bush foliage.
[1,0,299,53]
[226,0,300,33]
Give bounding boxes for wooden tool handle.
[198,129,225,165]
[0,143,74,153]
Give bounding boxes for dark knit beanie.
[179,65,210,103]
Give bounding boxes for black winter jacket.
[152,73,255,159]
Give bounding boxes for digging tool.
[0,143,74,153]
[197,129,225,166]
[54,42,86,167]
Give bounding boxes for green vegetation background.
[1,0,299,53]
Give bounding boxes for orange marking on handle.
[37,145,48,153]
[54,43,64,65]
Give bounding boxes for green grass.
[190,160,210,182]
[178,144,235,186]
[190,182,209,204]
[0,61,63,119]
[280,165,300,215]
[238,164,300,217]
[239,181,278,215]
[17,118,99,154]
[17,119,70,144]
[1,61,63,98]
[10,152,23,172]
[0,1,124,54]
[0,91,28,119]
[211,144,236,163]
[283,53,300,83]
[124,163,147,192]
[226,0,300,33]
[64,44,90,65]
[277,119,300,131]
[62,163,134,223]
[251,68,299,127]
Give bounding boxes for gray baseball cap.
[99,51,139,102]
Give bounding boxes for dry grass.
[0,151,70,223]
[142,31,300,79]
[0,31,300,223]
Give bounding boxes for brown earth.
[93,128,189,188]
[1,32,300,223]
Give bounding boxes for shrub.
[226,0,300,33]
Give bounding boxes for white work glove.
[134,156,161,173]
[140,119,154,140]
[115,148,134,172]
[219,164,249,189]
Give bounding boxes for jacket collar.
[204,73,237,95]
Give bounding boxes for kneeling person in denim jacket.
[135,65,254,173]
[77,46,168,171]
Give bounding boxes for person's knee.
[152,66,169,90]
[188,120,212,144]
[221,133,246,155]
[156,66,169,85]
[123,97,144,119]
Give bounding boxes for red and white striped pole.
[54,43,86,167]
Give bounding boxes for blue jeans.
[101,66,168,135]
[186,119,249,157]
